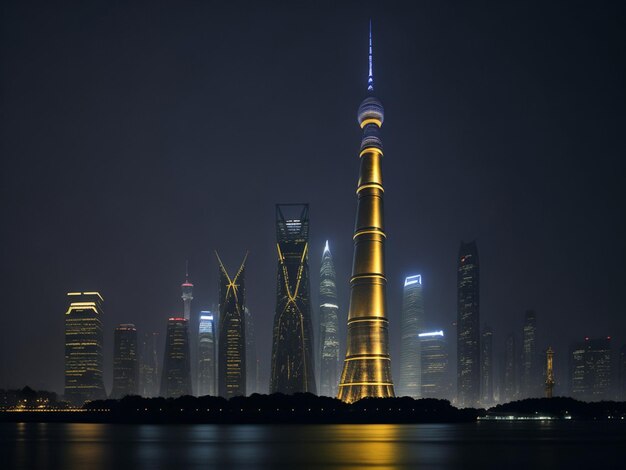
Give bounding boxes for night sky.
[1,1,625,395]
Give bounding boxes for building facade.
[397,275,424,398]
[245,307,260,395]
[521,310,539,398]
[480,326,494,406]
[318,240,340,397]
[64,292,106,404]
[160,317,192,398]
[456,241,480,407]
[111,324,138,398]
[197,312,217,396]
[270,204,316,394]
[139,332,159,397]
[338,24,395,402]
[420,330,449,399]
[569,337,612,401]
[216,252,247,398]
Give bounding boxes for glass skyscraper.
[420,330,449,399]
[398,275,424,398]
[270,204,316,395]
[216,252,247,398]
[64,292,106,405]
[521,310,539,398]
[160,317,192,398]
[502,332,518,402]
[139,332,159,397]
[456,241,480,407]
[319,240,340,397]
[569,337,612,401]
[245,307,259,395]
[197,312,216,396]
[111,323,138,398]
[480,326,494,405]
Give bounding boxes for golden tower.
[545,346,555,398]
[337,23,395,403]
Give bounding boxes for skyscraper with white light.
[398,275,424,398]
[319,240,340,397]
[420,330,449,399]
[197,312,216,396]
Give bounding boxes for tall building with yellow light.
[337,23,395,403]
[64,292,106,404]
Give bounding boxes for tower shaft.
[338,95,394,402]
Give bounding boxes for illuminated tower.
[139,332,159,397]
[270,204,316,394]
[480,326,494,405]
[64,292,106,404]
[160,317,192,398]
[419,330,449,399]
[216,252,247,398]
[245,307,260,395]
[319,240,340,397]
[457,240,480,407]
[181,261,193,321]
[338,23,394,403]
[111,324,138,398]
[197,312,217,396]
[521,310,538,398]
[398,275,424,398]
[545,346,555,398]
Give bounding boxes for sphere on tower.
[357,96,385,128]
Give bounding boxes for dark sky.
[1,1,625,395]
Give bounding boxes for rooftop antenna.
[368,19,374,92]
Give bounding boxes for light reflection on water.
[2,421,624,469]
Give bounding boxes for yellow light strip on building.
[67,292,82,296]
[348,317,388,324]
[359,118,382,128]
[344,356,391,361]
[359,147,383,158]
[356,183,384,194]
[83,292,104,301]
[338,382,393,387]
[353,229,386,239]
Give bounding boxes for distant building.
[245,307,259,395]
[398,275,424,398]
[111,324,138,398]
[502,333,518,403]
[545,346,555,398]
[420,330,449,399]
[457,241,480,407]
[521,310,540,398]
[64,292,106,405]
[160,317,192,398]
[216,252,247,398]
[480,326,494,405]
[318,241,340,398]
[139,332,159,397]
[181,263,193,322]
[197,312,217,396]
[569,337,612,401]
[270,204,316,394]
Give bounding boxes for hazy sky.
[1,0,624,395]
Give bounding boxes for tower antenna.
[368,20,374,92]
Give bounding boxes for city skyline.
[1,5,624,401]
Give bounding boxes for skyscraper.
[545,346,555,398]
[319,240,340,397]
[338,24,394,403]
[398,275,424,398]
[139,332,159,397]
[64,292,106,404]
[569,337,612,401]
[216,252,247,398]
[457,241,480,407]
[521,310,539,398]
[111,324,138,398]
[160,317,192,398]
[419,330,449,399]
[245,307,259,395]
[270,204,316,394]
[197,312,217,396]
[480,326,494,405]
[181,262,193,322]
[502,333,518,403]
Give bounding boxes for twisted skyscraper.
[338,24,395,402]
[319,241,340,397]
[270,204,316,394]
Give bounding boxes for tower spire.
[368,20,374,92]
[185,259,189,282]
